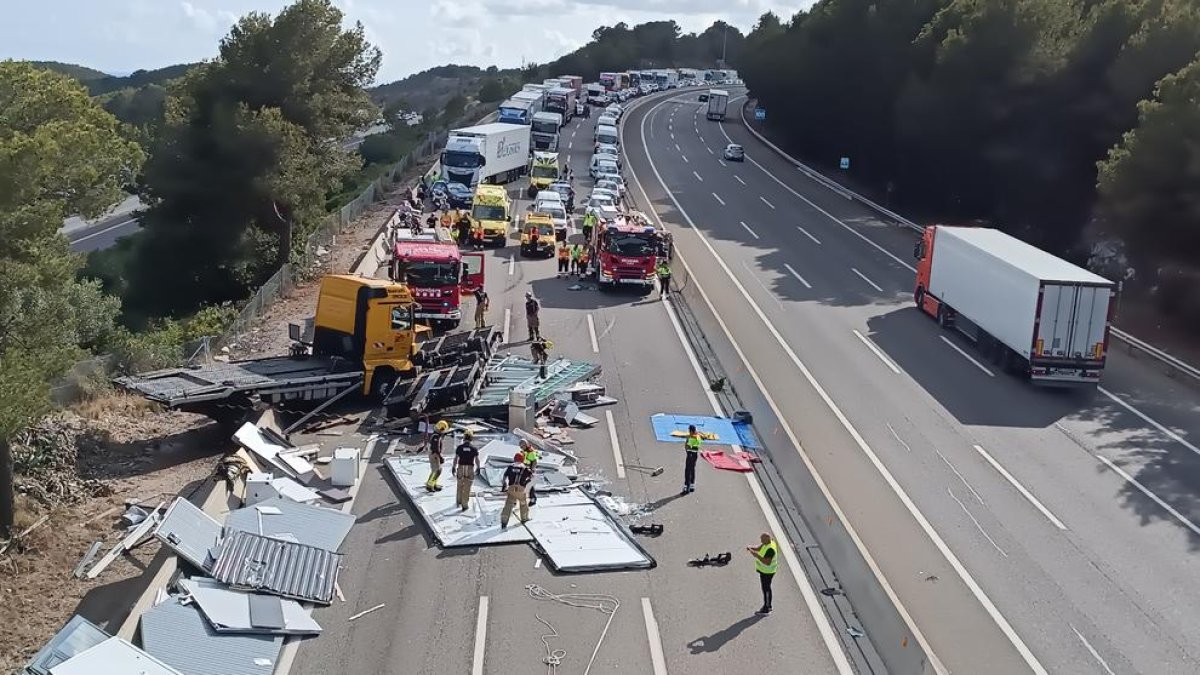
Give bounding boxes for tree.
[0,61,140,534]
[477,78,505,103]
[127,0,380,318]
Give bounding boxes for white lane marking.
[885,423,912,453]
[508,256,515,276]
[715,123,917,273]
[705,146,713,155]
[935,448,984,505]
[660,296,854,674]
[670,132,675,140]
[568,141,573,149]
[718,159,727,167]
[587,314,600,353]
[739,221,759,239]
[1070,625,1117,675]
[502,308,511,344]
[783,263,811,289]
[712,192,725,206]
[606,410,626,478]
[1096,455,1200,537]
[1098,387,1200,458]
[973,445,1067,530]
[939,336,995,377]
[742,260,785,310]
[692,170,703,182]
[675,143,680,152]
[948,488,1007,558]
[71,217,138,243]
[634,98,1028,675]
[472,596,489,675]
[641,598,669,675]
[681,154,689,164]
[534,557,542,568]
[636,106,934,675]
[851,267,884,292]
[852,329,900,374]
[572,129,576,137]
[760,196,776,210]
[734,175,746,186]
[797,226,821,244]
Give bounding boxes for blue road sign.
[839,157,851,170]
[754,107,766,120]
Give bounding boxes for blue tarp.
[650,414,758,449]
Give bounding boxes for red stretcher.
[701,450,760,473]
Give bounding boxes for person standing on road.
[456,212,472,244]
[556,244,570,277]
[656,259,672,298]
[519,439,541,506]
[425,420,450,492]
[582,211,596,244]
[500,453,535,529]
[453,430,481,511]
[747,533,778,614]
[473,287,489,330]
[682,424,701,494]
[525,292,541,340]
[569,243,583,276]
[530,336,551,379]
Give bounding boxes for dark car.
[698,93,709,102]
[723,143,745,162]
[431,180,474,208]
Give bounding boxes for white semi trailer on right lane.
[914,225,1116,385]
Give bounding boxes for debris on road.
[346,603,386,622]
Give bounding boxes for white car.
[595,178,624,199]
[534,190,564,206]
[591,186,619,202]
[595,167,623,192]
[590,155,620,179]
[593,147,621,169]
[597,114,618,129]
[605,104,623,119]
[534,200,569,232]
[586,192,616,212]
[588,203,621,223]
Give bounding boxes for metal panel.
[523,489,656,573]
[154,497,222,571]
[113,356,348,405]
[224,497,355,553]
[24,615,110,675]
[209,531,342,604]
[50,637,181,675]
[177,578,320,636]
[140,597,282,675]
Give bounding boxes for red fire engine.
[592,212,661,290]
[388,228,484,329]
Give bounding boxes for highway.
[623,87,1200,673]
[281,99,864,675]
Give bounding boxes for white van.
[594,124,619,148]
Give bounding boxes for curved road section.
[623,88,1200,674]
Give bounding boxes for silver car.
[595,178,624,199]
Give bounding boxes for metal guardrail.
[737,98,1200,385]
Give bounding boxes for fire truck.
[592,212,662,290]
[389,228,485,328]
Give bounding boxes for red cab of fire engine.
[389,230,484,329]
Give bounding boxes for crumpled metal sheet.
[209,531,342,605]
[154,497,222,571]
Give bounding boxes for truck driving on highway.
[706,89,729,121]
[389,229,485,329]
[914,225,1116,385]
[440,123,529,188]
[115,275,495,423]
[530,111,563,151]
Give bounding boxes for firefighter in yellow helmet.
[453,429,481,511]
[425,420,450,492]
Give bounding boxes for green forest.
[738,0,1200,323]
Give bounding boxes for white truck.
[530,112,563,151]
[706,89,729,121]
[544,87,577,122]
[440,123,530,188]
[497,97,537,125]
[914,225,1116,385]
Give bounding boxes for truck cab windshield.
[531,166,558,179]
[605,233,656,257]
[532,120,558,134]
[406,261,460,286]
[472,204,506,221]
[443,151,482,169]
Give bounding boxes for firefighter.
[500,453,534,529]
[518,439,541,506]
[579,246,591,277]
[425,420,450,492]
[456,212,472,244]
[525,292,541,341]
[531,336,551,379]
[473,287,489,330]
[453,430,481,511]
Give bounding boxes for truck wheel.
[936,304,951,329]
[370,369,397,401]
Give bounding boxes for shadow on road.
[686,614,765,654]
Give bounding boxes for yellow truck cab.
[470,184,512,247]
[527,151,560,198]
[520,213,557,257]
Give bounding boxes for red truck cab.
[593,214,660,290]
[390,231,484,329]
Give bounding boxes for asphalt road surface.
[281,98,859,675]
[623,87,1200,674]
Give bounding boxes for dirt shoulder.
[0,170,420,672]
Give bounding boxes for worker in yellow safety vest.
[425,420,450,492]
[518,439,541,505]
[682,424,701,495]
[747,533,778,614]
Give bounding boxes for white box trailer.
[915,226,1116,385]
[440,123,530,188]
[706,89,728,121]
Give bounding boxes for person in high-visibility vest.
[582,211,597,243]
[655,259,672,298]
[682,424,701,494]
[556,244,570,277]
[747,533,779,614]
[569,243,583,276]
[425,420,450,492]
[518,439,541,505]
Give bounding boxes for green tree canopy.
[126,0,380,318]
[0,61,140,531]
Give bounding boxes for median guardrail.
[736,98,1200,386]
